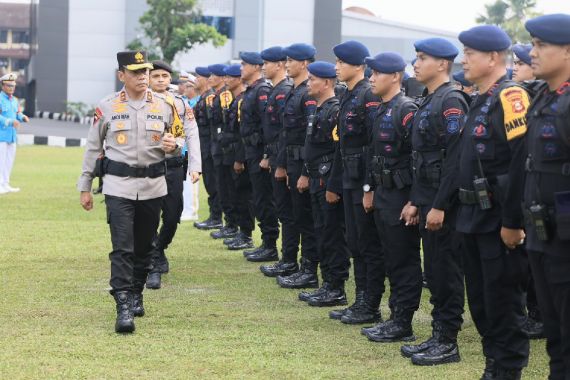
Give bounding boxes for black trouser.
[105,195,162,293]
[528,250,570,380]
[343,189,383,300]
[217,163,254,235]
[526,257,541,316]
[311,185,350,286]
[287,161,318,263]
[374,208,420,312]
[247,157,279,247]
[462,232,529,371]
[216,163,238,228]
[419,206,464,335]
[201,153,221,220]
[150,165,185,274]
[271,166,299,263]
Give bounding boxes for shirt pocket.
[146,121,165,146]
[109,120,132,146]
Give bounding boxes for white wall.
[67,0,127,107]
[263,0,315,48]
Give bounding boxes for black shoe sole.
[261,268,298,278]
[228,244,255,251]
[307,299,348,307]
[246,255,279,263]
[401,347,430,359]
[115,322,135,333]
[341,316,381,325]
[133,310,145,318]
[367,334,416,343]
[278,281,319,289]
[411,353,461,366]
[146,283,161,290]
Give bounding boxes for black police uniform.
[331,78,383,306]
[276,79,319,288]
[301,96,350,305]
[194,88,222,227]
[219,91,255,242]
[260,78,300,275]
[404,83,468,357]
[210,87,240,237]
[456,76,530,373]
[239,78,279,255]
[524,79,570,380]
[363,92,422,336]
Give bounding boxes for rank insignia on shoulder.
[500,86,530,141]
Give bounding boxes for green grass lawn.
[0,145,549,379]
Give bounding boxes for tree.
[476,0,542,43]
[129,0,227,63]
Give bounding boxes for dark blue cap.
[365,52,406,74]
[260,46,287,62]
[364,67,372,78]
[195,66,211,77]
[452,71,473,87]
[414,38,458,60]
[402,72,410,81]
[284,43,316,61]
[526,14,570,45]
[224,64,242,77]
[333,40,370,65]
[411,58,417,66]
[512,43,532,65]
[208,64,228,77]
[307,61,336,79]
[459,25,512,52]
[239,52,263,65]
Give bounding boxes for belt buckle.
[135,167,146,177]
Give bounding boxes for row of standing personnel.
[191,14,570,380]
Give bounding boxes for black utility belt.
[166,156,185,168]
[341,147,365,157]
[525,157,570,176]
[102,158,166,178]
[372,167,412,190]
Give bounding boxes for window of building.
[12,30,30,44]
[13,59,28,70]
[0,57,8,68]
[0,30,8,43]
[200,16,234,39]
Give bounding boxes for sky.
[342,0,570,33]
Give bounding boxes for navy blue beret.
[239,51,263,65]
[459,25,512,52]
[307,61,336,79]
[365,52,406,74]
[452,71,473,87]
[411,58,417,66]
[414,38,458,60]
[364,67,372,78]
[333,40,370,65]
[208,64,228,77]
[285,43,316,61]
[260,46,287,62]
[224,64,242,77]
[195,66,211,77]
[150,60,173,73]
[526,14,570,45]
[512,43,532,65]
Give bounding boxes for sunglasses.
[2,83,16,88]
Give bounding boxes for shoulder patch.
[365,101,380,108]
[402,112,414,127]
[332,125,339,141]
[93,107,103,125]
[258,95,268,101]
[443,108,464,134]
[276,94,286,100]
[305,100,317,107]
[500,86,530,141]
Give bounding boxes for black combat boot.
[260,260,299,277]
[493,368,522,380]
[227,233,254,250]
[211,225,239,239]
[522,308,544,339]
[365,307,415,343]
[246,247,279,262]
[308,283,347,307]
[194,216,222,230]
[480,357,495,380]
[243,244,266,257]
[299,282,330,302]
[410,329,461,366]
[146,272,162,289]
[340,300,381,324]
[401,322,441,358]
[277,259,318,289]
[113,291,135,333]
[132,292,145,317]
[330,290,365,320]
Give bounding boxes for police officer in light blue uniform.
[523,13,570,380]
[0,73,28,194]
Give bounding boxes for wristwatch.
[363,184,371,193]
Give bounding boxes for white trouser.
[182,172,199,218]
[0,142,16,186]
